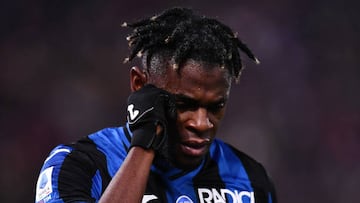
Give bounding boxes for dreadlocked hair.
[122,7,259,82]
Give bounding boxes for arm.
[99,85,175,202]
[99,147,155,203]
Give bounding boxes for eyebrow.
[174,93,227,106]
[174,94,198,105]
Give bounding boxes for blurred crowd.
[1,0,359,202]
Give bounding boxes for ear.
[130,66,148,92]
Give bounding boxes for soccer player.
[35,7,277,203]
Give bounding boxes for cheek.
[209,111,225,129]
[176,111,189,128]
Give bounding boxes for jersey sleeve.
[35,127,128,203]
[35,142,102,203]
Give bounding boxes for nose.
[187,107,214,134]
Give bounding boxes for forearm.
[99,147,155,203]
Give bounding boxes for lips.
[179,139,210,157]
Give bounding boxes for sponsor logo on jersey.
[176,195,194,203]
[36,167,54,203]
[198,188,255,203]
[142,194,158,203]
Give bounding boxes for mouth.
[179,139,210,157]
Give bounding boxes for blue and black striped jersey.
[35,124,277,203]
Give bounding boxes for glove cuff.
[130,121,166,150]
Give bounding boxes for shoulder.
[79,126,131,155]
[211,139,266,171]
[211,139,277,201]
[64,125,131,176]
[39,125,130,173]
[212,139,273,190]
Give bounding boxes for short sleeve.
[35,144,100,203]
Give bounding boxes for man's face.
[150,60,231,169]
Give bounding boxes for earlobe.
[130,66,148,92]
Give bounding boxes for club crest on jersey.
[197,188,255,203]
[36,167,54,203]
[176,195,194,203]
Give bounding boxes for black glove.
[127,84,176,151]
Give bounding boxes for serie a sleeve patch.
[35,166,54,203]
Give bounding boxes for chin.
[166,132,208,170]
[171,153,205,170]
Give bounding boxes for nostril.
[206,118,214,129]
[185,107,214,134]
[187,118,213,134]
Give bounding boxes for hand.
[127,84,176,151]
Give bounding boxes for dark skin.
[99,60,231,203]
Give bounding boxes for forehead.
[151,60,231,101]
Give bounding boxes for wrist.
[128,146,155,158]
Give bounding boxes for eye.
[207,102,225,113]
[174,94,199,112]
[176,101,198,111]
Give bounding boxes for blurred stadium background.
[0,0,359,202]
